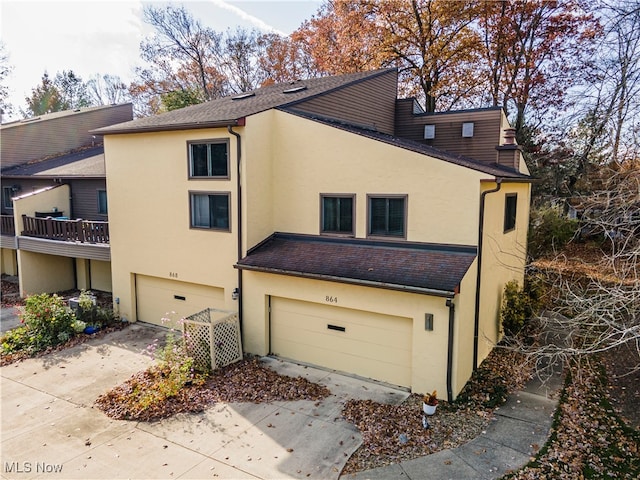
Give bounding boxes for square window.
[368,196,406,238]
[190,192,230,230]
[188,140,229,178]
[97,190,108,215]
[321,195,354,235]
[504,193,517,232]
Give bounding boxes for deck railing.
[1,215,15,236]
[21,215,109,244]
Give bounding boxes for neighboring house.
[94,68,531,399]
[0,104,133,295]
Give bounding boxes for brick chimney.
[495,128,522,171]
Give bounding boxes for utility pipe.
[472,178,502,371]
[228,125,243,329]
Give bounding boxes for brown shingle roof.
[236,233,477,296]
[92,69,395,135]
[1,146,105,178]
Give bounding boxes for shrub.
[1,326,33,354]
[501,280,530,336]
[74,290,115,328]
[20,293,75,350]
[528,206,579,259]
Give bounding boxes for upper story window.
[368,195,407,238]
[97,190,108,215]
[188,140,229,179]
[2,187,14,210]
[504,193,517,232]
[190,192,230,231]
[321,195,354,235]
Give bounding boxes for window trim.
[189,191,232,232]
[504,193,517,233]
[97,189,108,216]
[2,186,14,210]
[366,194,408,240]
[319,194,356,236]
[187,139,230,180]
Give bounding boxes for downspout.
[445,298,455,403]
[473,178,502,371]
[228,125,243,330]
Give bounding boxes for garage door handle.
[174,295,186,301]
[327,324,345,332]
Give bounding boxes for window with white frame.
[188,140,229,178]
[190,192,230,230]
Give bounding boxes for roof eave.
[234,263,456,298]
[91,117,245,136]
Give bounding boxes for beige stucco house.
[94,69,531,400]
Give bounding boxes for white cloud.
[208,0,287,36]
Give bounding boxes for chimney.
[495,128,522,171]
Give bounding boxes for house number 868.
[325,296,338,304]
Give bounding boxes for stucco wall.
[1,248,18,275]
[17,251,75,296]
[476,181,531,365]
[265,110,485,245]
[13,184,71,234]
[104,129,240,322]
[242,270,464,396]
[90,259,112,292]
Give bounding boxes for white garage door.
[270,297,412,387]
[136,275,225,328]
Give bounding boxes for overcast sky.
[0,0,322,120]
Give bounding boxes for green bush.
[1,326,33,354]
[74,290,115,328]
[501,280,530,336]
[21,293,75,350]
[528,206,579,259]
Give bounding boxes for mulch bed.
[95,357,331,422]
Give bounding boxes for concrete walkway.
[1,324,408,480]
[342,366,564,480]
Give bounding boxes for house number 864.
[325,296,338,304]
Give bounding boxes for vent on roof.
[232,92,255,100]
[21,117,41,123]
[283,86,307,94]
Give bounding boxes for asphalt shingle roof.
[236,233,477,296]
[1,146,105,178]
[92,69,395,135]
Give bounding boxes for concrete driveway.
[1,324,408,479]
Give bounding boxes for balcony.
[21,215,109,244]
[1,215,15,236]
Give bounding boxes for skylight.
[231,92,255,100]
[283,86,307,94]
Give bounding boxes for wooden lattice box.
[182,308,242,371]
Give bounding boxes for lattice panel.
[183,308,242,371]
[183,321,213,371]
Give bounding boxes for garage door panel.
[273,305,410,349]
[271,297,412,387]
[137,275,225,328]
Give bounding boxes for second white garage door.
[136,275,225,328]
[270,297,412,388]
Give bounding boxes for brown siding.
[1,178,106,220]
[17,236,110,261]
[1,104,133,168]
[395,101,505,164]
[70,179,107,221]
[292,70,398,135]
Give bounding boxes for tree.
[87,74,130,106]
[54,70,90,109]
[508,158,640,377]
[25,71,92,117]
[478,0,600,134]
[25,73,67,116]
[0,42,14,118]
